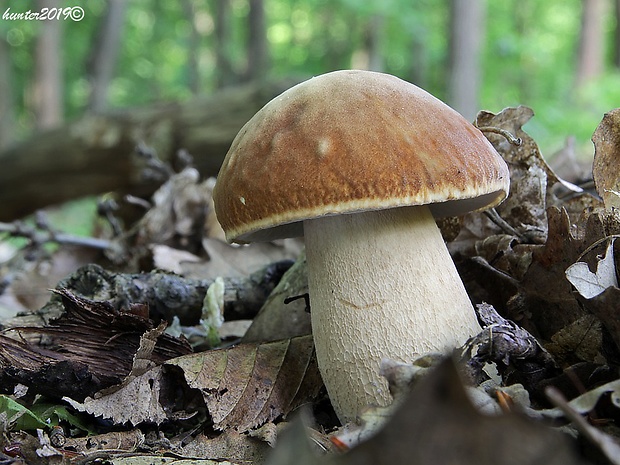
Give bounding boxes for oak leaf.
[592,108,620,209]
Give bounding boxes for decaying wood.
[0,289,193,400]
[460,303,560,391]
[8,260,293,329]
[0,78,301,221]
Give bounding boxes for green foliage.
[3,0,619,156]
[0,395,48,431]
[0,394,95,434]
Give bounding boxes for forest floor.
[0,106,619,464]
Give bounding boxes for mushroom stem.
[303,205,481,422]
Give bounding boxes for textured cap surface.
[213,70,509,243]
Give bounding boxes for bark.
[575,0,607,88]
[183,0,200,94]
[447,0,485,120]
[407,31,428,88]
[34,0,63,129]
[87,0,127,112]
[0,35,13,150]
[0,78,299,221]
[352,15,385,72]
[614,0,620,68]
[0,289,193,400]
[214,0,237,88]
[9,260,293,330]
[245,0,269,81]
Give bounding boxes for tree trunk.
[513,1,531,100]
[614,0,620,68]
[87,0,127,112]
[213,0,237,88]
[352,15,385,72]
[407,32,428,88]
[245,0,269,81]
[183,0,200,94]
[0,79,300,221]
[34,0,63,129]
[447,0,485,120]
[575,0,607,88]
[0,35,13,150]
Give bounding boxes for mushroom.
[212,70,510,422]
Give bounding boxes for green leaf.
[0,395,47,432]
[30,403,97,435]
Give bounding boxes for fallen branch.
[0,78,301,221]
[0,220,111,251]
[10,261,293,329]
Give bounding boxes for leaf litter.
[1,109,620,463]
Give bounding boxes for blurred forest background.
[1,0,620,219]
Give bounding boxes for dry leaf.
[539,378,620,419]
[546,315,602,365]
[566,239,618,299]
[64,429,145,454]
[511,207,587,338]
[172,335,322,432]
[475,106,553,244]
[136,167,212,251]
[577,286,620,358]
[274,360,585,465]
[65,336,322,432]
[546,387,620,465]
[461,303,559,391]
[201,237,301,280]
[177,429,271,463]
[150,244,202,275]
[64,366,168,425]
[243,251,311,343]
[592,108,620,209]
[333,360,585,465]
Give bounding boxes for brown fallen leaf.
[63,429,145,455]
[175,429,271,463]
[450,107,602,319]
[65,335,323,432]
[510,207,587,338]
[545,315,602,366]
[461,303,560,392]
[173,334,323,432]
[546,386,620,465]
[339,360,584,465]
[64,365,169,425]
[577,286,620,361]
[201,237,302,280]
[268,360,586,465]
[134,167,212,254]
[475,106,554,244]
[242,251,311,343]
[592,108,620,209]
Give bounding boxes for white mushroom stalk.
[304,206,480,422]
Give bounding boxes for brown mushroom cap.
[213,70,509,243]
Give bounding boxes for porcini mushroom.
[212,70,510,422]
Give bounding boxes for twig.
[135,142,174,181]
[482,208,527,241]
[476,126,523,146]
[0,221,111,250]
[546,386,620,465]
